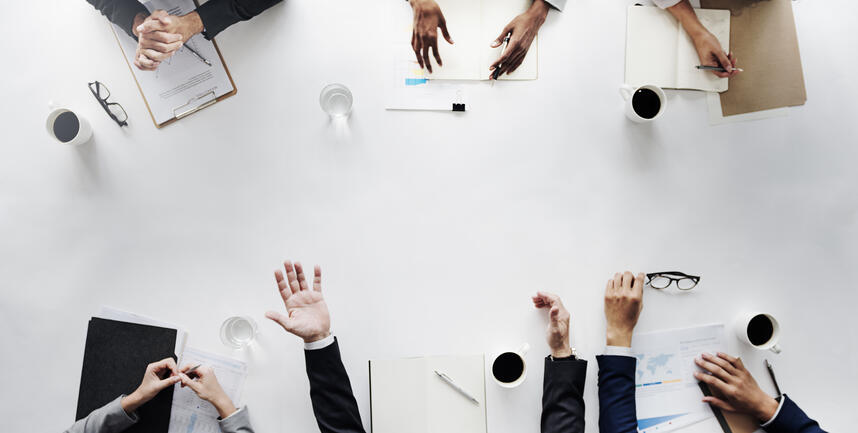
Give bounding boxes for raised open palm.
[265,261,331,343]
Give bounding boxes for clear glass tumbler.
[220,316,258,349]
[319,83,353,117]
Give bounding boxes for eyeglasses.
[88,81,128,127]
[646,272,700,290]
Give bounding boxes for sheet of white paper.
[676,9,730,92]
[631,324,727,433]
[169,347,247,433]
[96,306,187,357]
[706,91,789,125]
[391,0,535,81]
[370,355,487,433]
[386,44,467,111]
[111,0,234,125]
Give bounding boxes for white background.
[1,0,856,432]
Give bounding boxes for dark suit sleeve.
[304,338,366,433]
[763,395,827,433]
[541,355,588,433]
[195,0,282,39]
[86,0,149,38]
[596,355,638,433]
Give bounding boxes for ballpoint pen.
[184,44,212,67]
[434,370,480,405]
[185,364,203,377]
[491,33,511,82]
[765,359,782,398]
[696,65,744,73]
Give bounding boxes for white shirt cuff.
[304,334,335,350]
[760,397,786,427]
[605,346,635,357]
[221,405,245,421]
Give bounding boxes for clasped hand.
[132,10,203,71]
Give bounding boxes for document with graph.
[169,347,248,433]
[110,0,235,127]
[631,324,727,433]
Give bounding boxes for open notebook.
[369,354,487,433]
[392,0,537,80]
[625,6,730,92]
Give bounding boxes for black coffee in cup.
[747,314,775,346]
[53,111,80,143]
[492,352,524,383]
[632,88,661,119]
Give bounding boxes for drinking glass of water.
[220,316,258,349]
[319,83,353,117]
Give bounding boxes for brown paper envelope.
[700,0,807,116]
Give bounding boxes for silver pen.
[491,33,511,82]
[184,44,212,67]
[434,370,480,405]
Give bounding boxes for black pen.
[491,34,511,81]
[696,65,744,73]
[765,359,782,398]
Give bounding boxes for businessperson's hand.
[489,0,550,78]
[265,260,332,343]
[179,365,237,418]
[121,358,181,414]
[691,31,740,78]
[604,271,644,347]
[694,353,780,422]
[666,1,739,78]
[137,10,204,44]
[132,10,185,70]
[532,292,573,358]
[409,0,454,73]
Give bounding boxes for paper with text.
[111,0,234,125]
[632,324,727,433]
[169,347,247,433]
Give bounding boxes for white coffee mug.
[491,343,530,388]
[46,103,92,146]
[735,312,782,354]
[619,84,666,123]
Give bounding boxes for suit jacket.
[764,395,827,433]
[541,355,588,433]
[596,355,827,433]
[304,339,366,433]
[63,396,255,433]
[86,0,282,39]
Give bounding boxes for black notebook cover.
[76,318,177,433]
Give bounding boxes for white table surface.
[1,0,856,432]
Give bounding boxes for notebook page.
[675,8,730,92]
[480,0,537,80]
[625,6,679,89]
[428,355,487,433]
[369,358,430,433]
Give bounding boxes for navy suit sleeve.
[304,339,367,433]
[86,0,149,38]
[596,355,638,433]
[541,356,588,433]
[195,0,282,39]
[764,395,827,433]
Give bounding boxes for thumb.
[702,396,736,412]
[157,15,172,26]
[550,306,560,319]
[715,50,732,72]
[180,374,202,392]
[492,25,512,48]
[265,311,294,332]
[156,375,181,391]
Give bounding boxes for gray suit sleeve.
[218,406,255,433]
[544,0,566,11]
[64,396,138,433]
